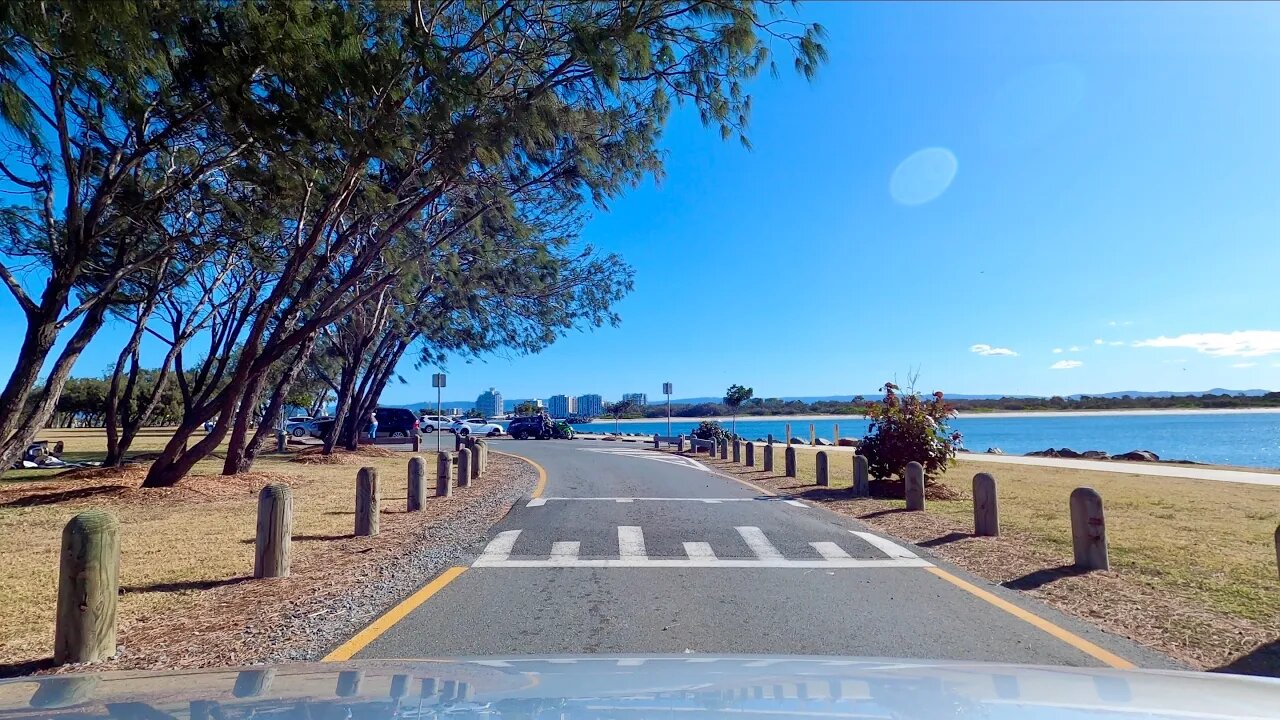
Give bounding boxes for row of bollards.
[54,440,492,666]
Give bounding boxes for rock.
[789,437,808,445]
[837,438,859,447]
[1081,450,1109,459]
[1055,448,1081,459]
[1114,450,1160,462]
[985,447,1004,455]
[1025,448,1059,458]
[813,437,832,446]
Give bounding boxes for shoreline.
[591,407,1280,423]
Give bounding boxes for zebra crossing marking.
[471,526,932,569]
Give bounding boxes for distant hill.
[389,389,1272,410]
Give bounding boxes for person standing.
[368,410,378,440]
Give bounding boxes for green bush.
[858,382,962,482]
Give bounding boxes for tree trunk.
[221,371,270,475]
[224,334,316,475]
[0,302,108,473]
[0,303,64,466]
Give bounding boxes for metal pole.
[436,386,442,454]
[666,392,671,437]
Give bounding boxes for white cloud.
[1231,362,1257,368]
[1050,360,1083,370]
[1133,330,1280,358]
[1052,348,1063,354]
[1069,345,1082,352]
[970,343,1018,357]
[1108,320,1134,327]
[1093,338,1104,345]
[1108,341,1124,346]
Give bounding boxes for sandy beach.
[600,407,1280,423]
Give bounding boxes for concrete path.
[352,439,1175,670]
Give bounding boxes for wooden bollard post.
[785,424,792,446]
[746,442,755,467]
[816,451,829,486]
[472,440,485,479]
[785,446,797,477]
[1275,524,1279,580]
[905,462,925,510]
[719,438,728,460]
[276,431,286,453]
[55,509,120,665]
[853,455,869,497]
[653,434,660,449]
[763,444,774,471]
[1070,487,1109,570]
[833,424,839,445]
[732,439,741,463]
[457,447,472,488]
[408,456,426,511]
[454,433,463,451]
[767,433,774,444]
[233,669,276,698]
[254,484,292,578]
[412,433,421,452]
[436,452,452,497]
[973,472,999,536]
[336,670,362,697]
[355,467,379,536]
[809,423,815,445]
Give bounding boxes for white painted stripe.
[810,542,851,560]
[700,499,722,504]
[616,658,645,666]
[479,530,521,561]
[615,498,634,503]
[683,542,716,560]
[850,530,920,559]
[526,498,547,507]
[784,500,808,508]
[473,557,932,569]
[618,526,647,559]
[550,541,580,560]
[736,526,784,561]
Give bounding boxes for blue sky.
[4,2,1280,406]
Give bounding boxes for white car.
[451,418,505,437]
[418,414,459,433]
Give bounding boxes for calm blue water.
[579,412,1280,469]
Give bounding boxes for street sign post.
[663,382,673,437]
[432,373,446,453]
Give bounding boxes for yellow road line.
[925,566,1136,669]
[323,566,468,661]
[491,449,548,498]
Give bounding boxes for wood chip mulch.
[691,451,1280,677]
[0,464,305,508]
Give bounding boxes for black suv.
[507,415,547,440]
[372,407,419,437]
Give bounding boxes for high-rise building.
[622,392,648,406]
[475,387,503,418]
[576,393,603,417]
[546,394,572,418]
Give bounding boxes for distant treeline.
[628,392,1280,419]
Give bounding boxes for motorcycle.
[538,419,576,440]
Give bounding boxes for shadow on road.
[1001,564,1089,591]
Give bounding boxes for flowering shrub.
[858,382,962,482]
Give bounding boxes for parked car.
[507,415,574,440]
[285,419,313,437]
[451,418,505,437]
[418,414,459,433]
[372,407,419,437]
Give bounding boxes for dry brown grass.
[692,445,1280,673]
[0,427,499,670]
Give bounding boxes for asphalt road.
[355,439,1175,668]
